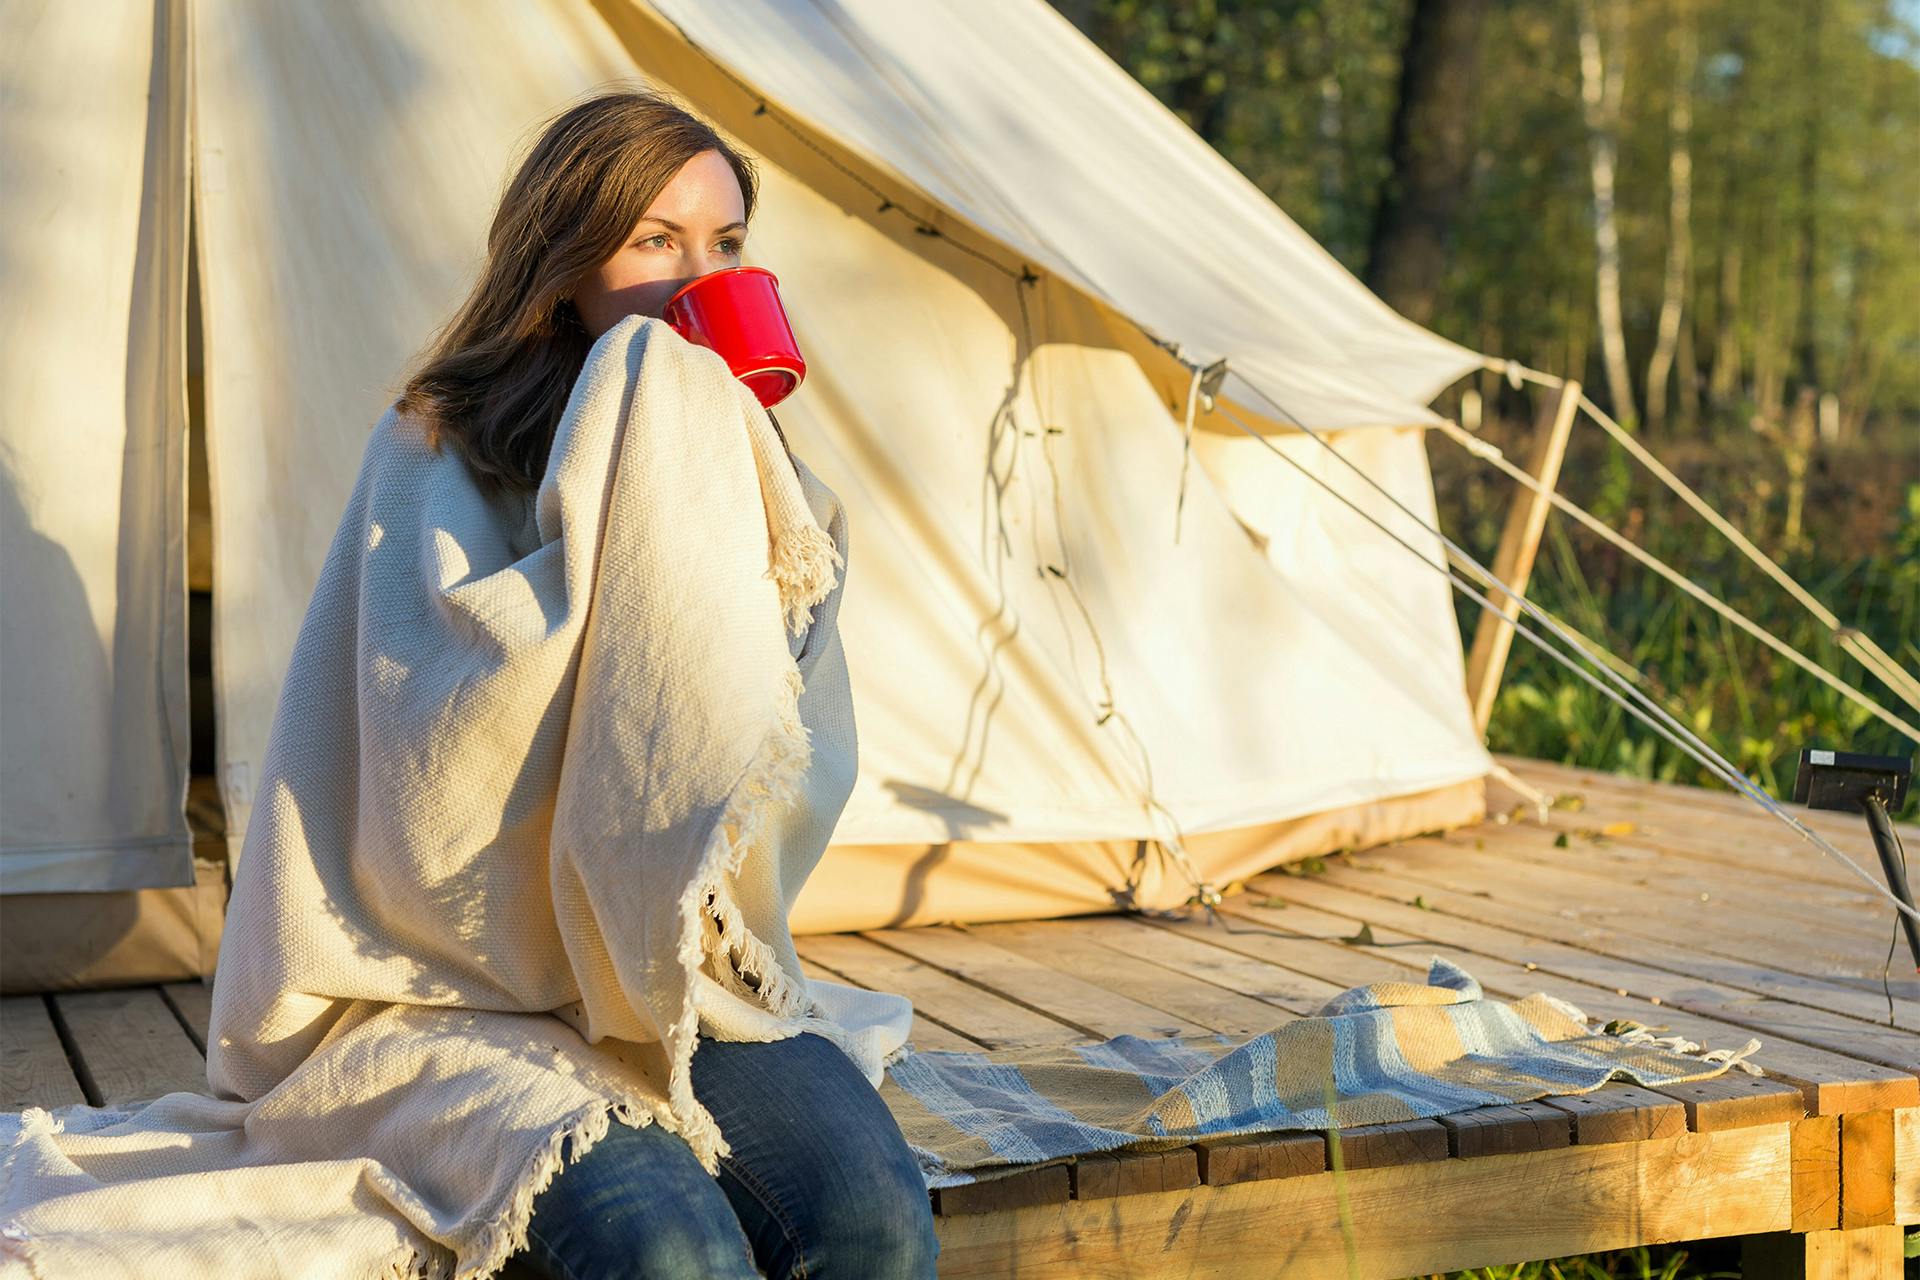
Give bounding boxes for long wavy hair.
[394,87,762,495]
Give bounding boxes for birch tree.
[1577,0,1636,430]
[1645,3,1696,433]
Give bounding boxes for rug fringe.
[1610,1024,1766,1076]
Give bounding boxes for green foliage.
[1414,1240,1742,1278]
[1432,420,1920,821]
[1056,0,1920,437]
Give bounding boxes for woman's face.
[571,148,748,338]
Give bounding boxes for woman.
[0,85,933,1280]
[390,89,941,1280]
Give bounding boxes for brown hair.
[393,87,760,495]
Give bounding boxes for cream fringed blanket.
[0,315,915,1279]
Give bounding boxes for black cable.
[1884,816,1908,1027]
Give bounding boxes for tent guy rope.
[1204,383,1920,927]
[1488,358,1920,716]
[1428,415,1920,743]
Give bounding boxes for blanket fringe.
[446,1093,675,1280]
[0,1220,47,1280]
[767,521,843,636]
[668,658,823,1177]
[699,663,818,1024]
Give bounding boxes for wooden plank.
[1838,1108,1895,1229]
[1499,755,1916,849]
[988,913,1351,1016]
[1536,1082,1686,1145]
[1249,866,1920,1081]
[1434,1100,1572,1158]
[795,933,1056,1051]
[1193,1129,1326,1186]
[1068,1147,1200,1200]
[1362,839,1896,993]
[1485,777,1906,895]
[1204,880,1917,1114]
[934,1163,1072,1216]
[1345,852,1920,1072]
[1,996,87,1110]
[963,917,1309,1036]
[1484,775,1902,886]
[1740,1225,1907,1280]
[1497,765,1920,898]
[161,981,212,1053]
[1352,838,1919,1021]
[1502,756,1920,845]
[1789,1115,1842,1233]
[1657,1072,1808,1132]
[52,988,208,1105]
[1466,820,1898,945]
[859,926,1213,1041]
[932,1120,1792,1278]
[794,941,985,1053]
[1328,1118,1451,1170]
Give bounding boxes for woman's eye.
[717,237,744,255]
[640,233,671,249]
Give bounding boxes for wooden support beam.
[1895,1106,1919,1224]
[933,1122,1792,1278]
[1840,1109,1896,1229]
[1740,1225,1905,1279]
[1791,1116,1843,1232]
[1463,378,1582,734]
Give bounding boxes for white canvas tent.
[0,0,1492,989]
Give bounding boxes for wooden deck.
[4,755,1916,1277]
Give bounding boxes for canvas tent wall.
[0,0,1491,989]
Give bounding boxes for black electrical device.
[1793,747,1917,972]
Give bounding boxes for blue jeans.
[509,1027,942,1279]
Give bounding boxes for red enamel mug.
[661,266,807,408]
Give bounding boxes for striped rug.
[878,956,1762,1189]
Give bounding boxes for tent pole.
[1463,379,1582,735]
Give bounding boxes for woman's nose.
[683,247,733,277]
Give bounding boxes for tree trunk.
[1365,0,1489,327]
[1577,0,1637,428]
[1710,242,1742,405]
[1790,0,1825,403]
[1646,8,1696,433]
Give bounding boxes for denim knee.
[523,1201,760,1280]
[516,1122,760,1280]
[792,1155,941,1279]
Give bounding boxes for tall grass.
[1428,420,1920,822]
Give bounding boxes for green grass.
[1421,1238,1743,1279]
